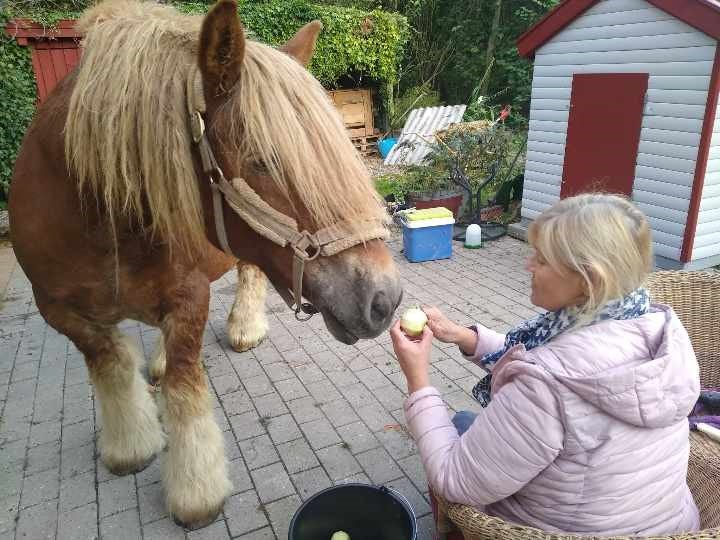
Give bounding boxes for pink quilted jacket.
[405,304,701,536]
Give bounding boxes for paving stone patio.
[0,233,537,539]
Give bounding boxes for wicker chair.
[433,270,720,539]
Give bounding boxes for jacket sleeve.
[462,324,506,367]
[404,368,564,508]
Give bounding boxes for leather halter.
[186,67,389,320]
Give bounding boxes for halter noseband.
[186,67,388,320]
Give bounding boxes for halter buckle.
[208,166,226,185]
[292,231,322,261]
[190,111,205,143]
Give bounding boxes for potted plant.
[401,165,465,219]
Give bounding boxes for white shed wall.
[521,0,716,262]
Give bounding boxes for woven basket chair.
[433,270,720,539]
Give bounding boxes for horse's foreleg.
[37,299,164,475]
[226,262,268,352]
[160,271,230,529]
[91,331,165,474]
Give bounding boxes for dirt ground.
[363,154,405,179]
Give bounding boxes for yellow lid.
[405,207,454,221]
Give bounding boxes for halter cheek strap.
[186,67,389,320]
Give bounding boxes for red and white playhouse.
[513,0,720,269]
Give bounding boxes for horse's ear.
[280,20,323,67]
[198,0,245,97]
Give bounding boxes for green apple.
[400,306,428,337]
[330,532,350,540]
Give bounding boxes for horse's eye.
[249,160,269,175]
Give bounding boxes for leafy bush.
[374,165,452,201]
[429,122,516,206]
[240,1,409,91]
[375,172,406,200]
[0,12,36,203]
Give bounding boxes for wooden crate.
[327,88,375,137]
[326,88,379,155]
[351,134,380,156]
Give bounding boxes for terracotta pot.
[406,190,464,220]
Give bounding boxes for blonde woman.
[390,193,701,536]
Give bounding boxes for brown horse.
[9,0,402,529]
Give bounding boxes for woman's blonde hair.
[528,193,653,318]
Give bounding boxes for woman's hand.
[423,306,478,355]
[423,306,462,343]
[389,320,433,394]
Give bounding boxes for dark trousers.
[429,410,477,539]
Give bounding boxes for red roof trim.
[647,0,720,40]
[517,0,597,59]
[681,42,720,262]
[517,0,720,59]
[4,19,81,41]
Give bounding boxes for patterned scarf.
[472,288,651,406]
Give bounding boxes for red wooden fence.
[5,20,82,103]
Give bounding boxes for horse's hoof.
[105,452,157,476]
[230,335,265,353]
[171,504,224,531]
[227,317,268,353]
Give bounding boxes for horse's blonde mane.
[65,0,386,258]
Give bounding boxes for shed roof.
[517,0,720,59]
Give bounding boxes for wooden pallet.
[351,134,380,156]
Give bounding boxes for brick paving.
[0,234,536,539]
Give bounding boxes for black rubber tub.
[288,483,417,540]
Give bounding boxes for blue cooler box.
[401,210,455,263]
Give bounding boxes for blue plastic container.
[402,216,454,263]
[378,137,397,159]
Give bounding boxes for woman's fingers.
[390,319,402,336]
[426,318,441,332]
[390,319,416,351]
[420,325,434,344]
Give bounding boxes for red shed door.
[561,73,648,198]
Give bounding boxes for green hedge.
[172,1,408,89]
[0,12,36,205]
[0,0,409,203]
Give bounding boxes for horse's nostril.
[370,291,392,324]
